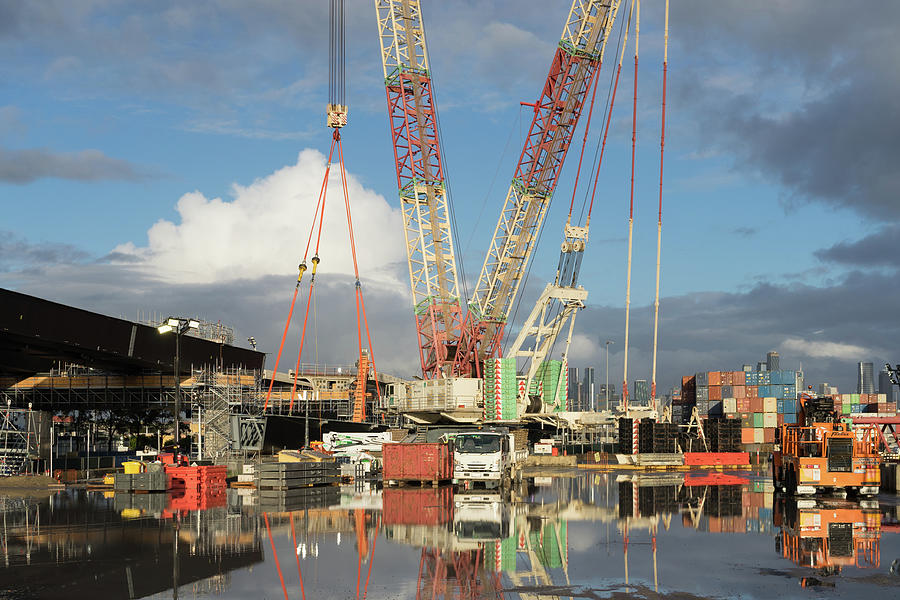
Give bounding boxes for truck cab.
[452,491,511,541]
[451,430,523,489]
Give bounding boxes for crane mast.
[376,0,464,379]
[459,0,620,376]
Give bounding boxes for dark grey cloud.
[0,232,90,269]
[0,147,146,184]
[670,1,900,219]
[567,269,899,395]
[814,224,900,269]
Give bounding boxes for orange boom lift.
[773,392,880,496]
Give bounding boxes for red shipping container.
[383,443,452,482]
[746,385,758,397]
[763,428,776,443]
[733,371,745,385]
[709,385,722,400]
[734,386,746,399]
[777,414,785,426]
[749,397,764,413]
[682,375,695,387]
[383,487,453,526]
[741,428,755,444]
[737,399,750,413]
[708,371,722,386]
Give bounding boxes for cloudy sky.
[2,0,898,394]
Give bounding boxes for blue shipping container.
[784,413,797,424]
[777,399,785,413]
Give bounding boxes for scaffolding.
[0,403,40,476]
[192,368,261,461]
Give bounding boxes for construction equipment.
[774,496,881,577]
[773,393,881,496]
[376,0,622,419]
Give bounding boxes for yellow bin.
[123,461,143,474]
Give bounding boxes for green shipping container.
[752,413,765,428]
[841,404,851,415]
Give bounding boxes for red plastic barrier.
[683,452,750,466]
[683,472,751,487]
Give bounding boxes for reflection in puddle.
[1,471,898,598]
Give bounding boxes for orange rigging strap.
[264,513,290,600]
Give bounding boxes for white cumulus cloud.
[781,337,873,360]
[112,149,406,289]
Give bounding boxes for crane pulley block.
[326,103,348,128]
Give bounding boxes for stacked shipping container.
[676,369,800,448]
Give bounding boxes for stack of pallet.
[114,471,167,492]
[617,418,635,454]
[704,419,742,452]
[165,465,228,511]
[256,461,340,511]
[530,360,567,411]
[484,357,517,420]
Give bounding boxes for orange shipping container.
[741,428,755,444]
[749,397,764,412]
[734,385,746,399]
[763,428,776,443]
[737,398,751,412]
[708,371,722,386]
[709,385,722,400]
[746,385,758,397]
[733,371,745,385]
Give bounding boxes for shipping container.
[382,443,452,482]
[696,372,709,386]
[732,371,745,385]
[723,398,737,414]
[709,385,722,401]
[763,428,776,443]
[740,413,753,427]
[721,385,733,398]
[753,428,764,444]
[749,397,763,413]
[733,385,746,399]
[784,413,797,424]
[752,413,765,428]
[763,413,777,428]
[708,371,721,386]
[746,385,758,397]
[741,428,755,444]
[697,386,709,402]
[383,487,453,526]
[763,397,777,413]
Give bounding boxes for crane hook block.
[311,255,321,275]
[326,103,348,128]
[297,261,308,282]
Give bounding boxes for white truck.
[452,491,511,541]
[450,430,527,490]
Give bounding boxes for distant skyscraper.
[879,368,897,404]
[766,351,780,372]
[757,362,767,372]
[858,362,874,394]
[633,379,650,405]
[567,367,579,403]
[582,367,595,411]
[817,382,831,396]
[597,383,616,410]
